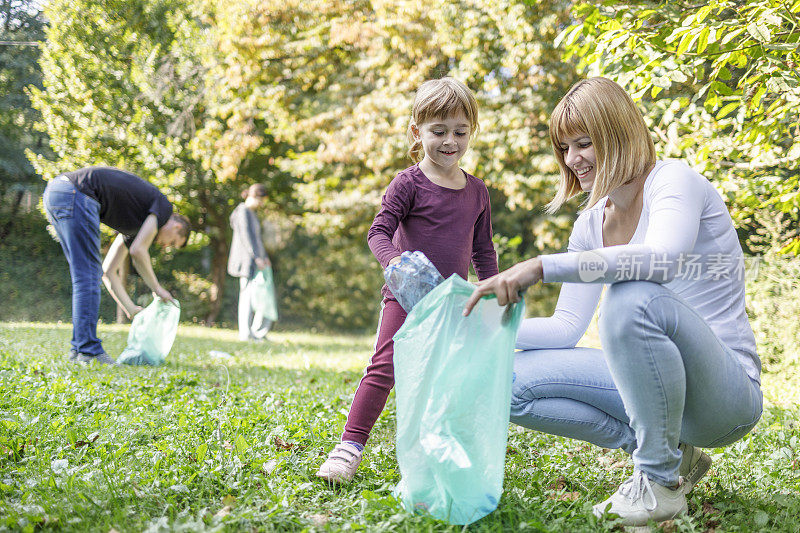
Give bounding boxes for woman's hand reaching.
[463,257,544,316]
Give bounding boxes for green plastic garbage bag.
[117,298,180,366]
[393,274,524,525]
[249,267,278,322]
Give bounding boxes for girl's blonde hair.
[407,77,480,162]
[546,77,656,213]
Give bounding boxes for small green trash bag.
[393,274,524,525]
[117,298,180,366]
[249,267,278,322]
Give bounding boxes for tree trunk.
[195,171,232,326]
[204,232,229,325]
[0,189,24,244]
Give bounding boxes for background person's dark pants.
[342,298,407,445]
[43,176,105,356]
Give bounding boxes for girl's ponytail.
[407,130,424,163]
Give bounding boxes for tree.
[559,0,800,252]
[0,0,47,239]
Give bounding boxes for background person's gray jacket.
[227,203,267,279]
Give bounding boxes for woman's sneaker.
[593,470,687,526]
[316,442,363,484]
[678,443,712,492]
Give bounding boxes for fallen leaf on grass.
[214,506,231,518]
[51,458,68,473]
[29,515,58,528]
[547,476,567,491]
[74,433,100,448]
[548,491,580,502]
[263,458,279,474]
[701,501,721,529]
[308,514,329,527]
[273,436,306,451]
[659,520,676,532]
[221,494,237,506]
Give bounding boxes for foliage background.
[3,0,582,330]
[1,0,798,335]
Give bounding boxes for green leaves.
[26,0,581,325]
[0,1,48,194]
[233,434,248,455]
[195,442,208,463]
[746,21,772,43]
[560,0,800,251]
[716,101,739,119]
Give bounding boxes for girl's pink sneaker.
[316,442,363,484]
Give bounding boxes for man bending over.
[43,166,190,365]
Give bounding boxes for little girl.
[228,184,272,341]
[316,77,499,483]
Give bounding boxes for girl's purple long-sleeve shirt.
[368,164,499,300]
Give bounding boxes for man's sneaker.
[316,442,363,484]
[592,470,688,526]
[678,443,712,492]
[67,349,78,361]
[73,352,116,365]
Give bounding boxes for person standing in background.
[228,184,272,342]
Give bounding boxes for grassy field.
[1,322,799,532]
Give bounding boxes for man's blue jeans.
[510,281,762,487]
[43,176,105,356]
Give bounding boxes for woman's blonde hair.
[407,77,480,162]
[546,77,656,213]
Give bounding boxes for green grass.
[1,322,799,532]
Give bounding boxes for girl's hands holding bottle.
[463,257,544,316]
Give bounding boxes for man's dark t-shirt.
[65,166,173,247]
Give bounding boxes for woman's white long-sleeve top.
[517,160,760,382]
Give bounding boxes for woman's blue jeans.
[511,281,762,487]
[43,176,105,356]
